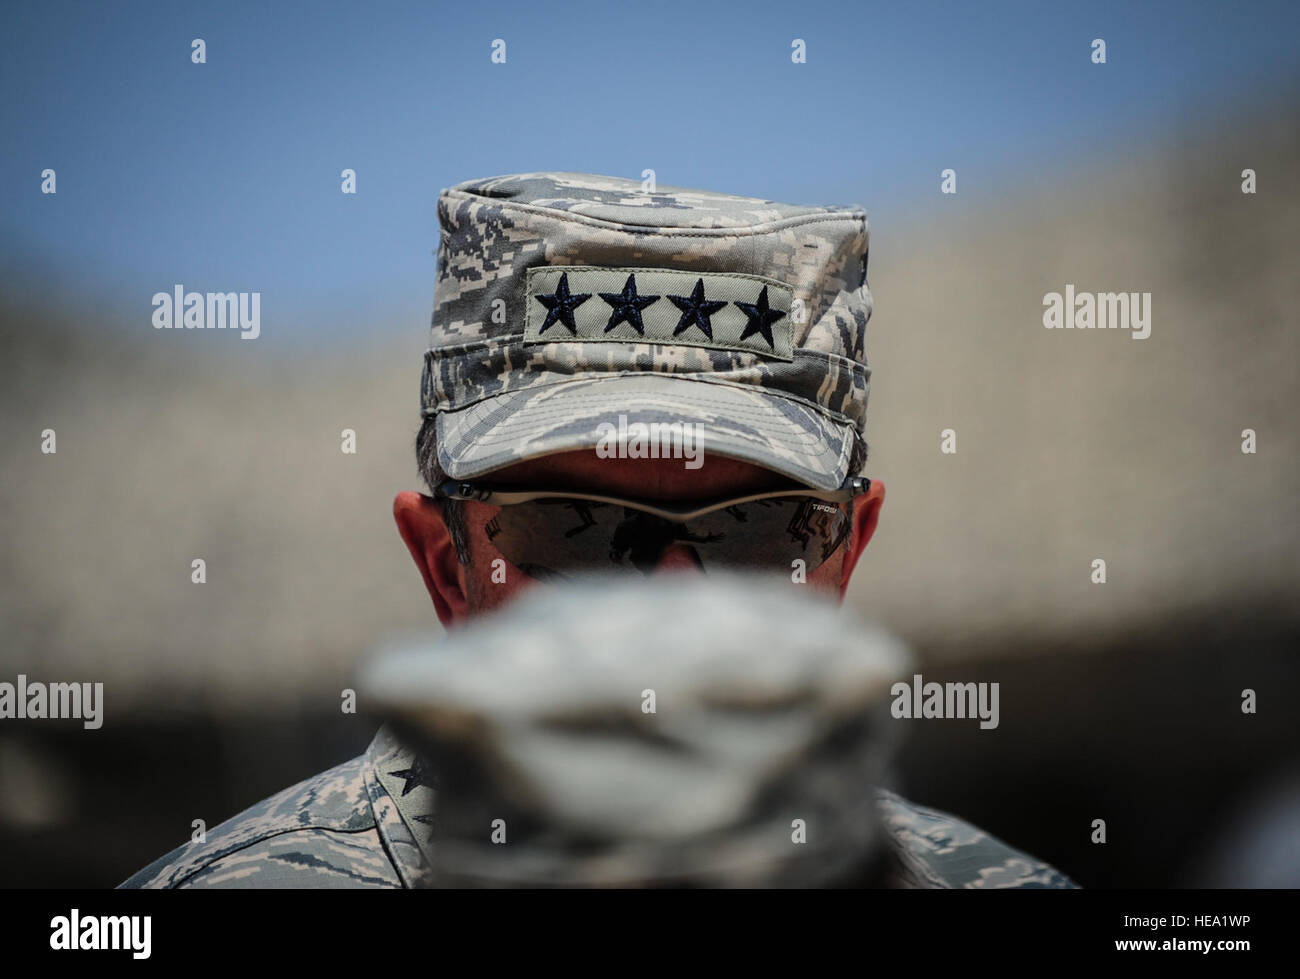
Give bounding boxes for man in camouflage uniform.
[121,173,1076,889]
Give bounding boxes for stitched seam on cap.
[441,189,866,239]
[425,366,868,422]
[428,372,862,428]
[423,339,866,376]
[447,395,836,450]
[525,264,798,290]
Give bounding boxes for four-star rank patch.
[524,266,796,360]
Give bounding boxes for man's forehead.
[482,450,795,500]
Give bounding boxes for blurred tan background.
[1,102,1297,887]
[4,107,1295,700]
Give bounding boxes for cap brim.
[435,374,854,491]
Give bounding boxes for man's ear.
[393,491,469,628]
[840,479,885,598]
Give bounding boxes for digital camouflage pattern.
[118,727,1074,889]
[118,733,426,889]
[422,172,873,490]
[876,789,1076,888]
[120,579,1076,889]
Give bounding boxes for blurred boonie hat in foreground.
[359,575,909,886]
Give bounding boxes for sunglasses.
[433,476,870,580]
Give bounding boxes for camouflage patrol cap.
[422,172,872,490]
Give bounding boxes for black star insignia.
[598,273,659,334]
[734,286,786,349]
[388,755,437,797]
[667,278,727,340]
[535,272,591,335]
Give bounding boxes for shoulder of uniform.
[875,788,1078,889]
[119,752,393,889]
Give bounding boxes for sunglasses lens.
[683,499,851,572]
[482,497,851,579]
[483,502,639,579]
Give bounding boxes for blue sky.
[2,0,1296,345]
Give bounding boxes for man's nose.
[651,543,706,574]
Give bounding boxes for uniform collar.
[365,725,438,888]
